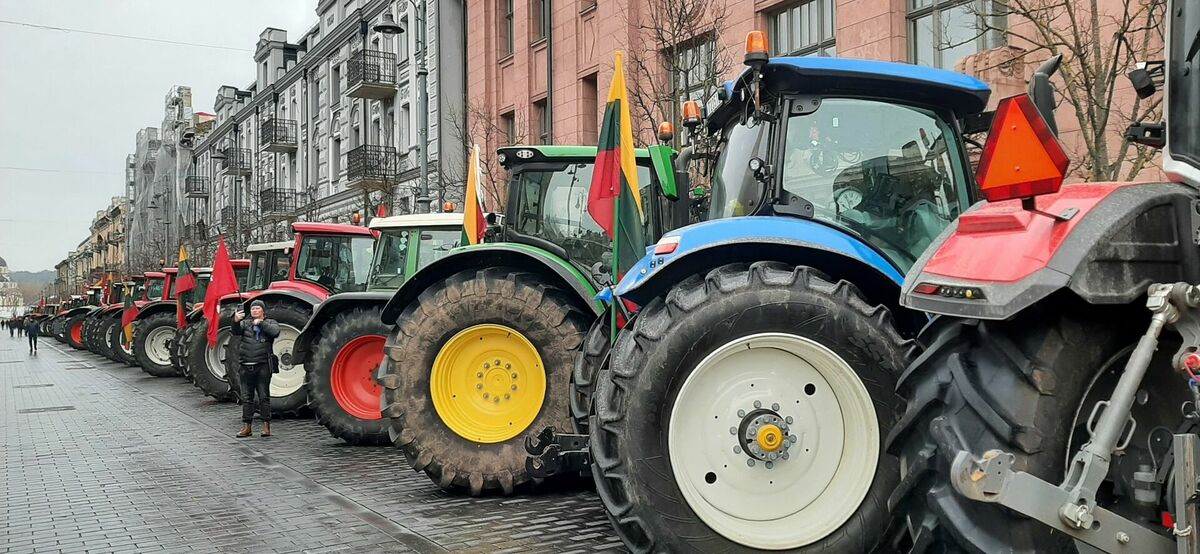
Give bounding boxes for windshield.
[1168,1,1200,173]
[510,162,654,276]
[295,235,374,293]
[234,266,249,290]
[182,276,210,307]
[780,98,965,270]
[247,250,290,291]
[146,278,164,301]
[709,120,771,219]
[369,227,462,290]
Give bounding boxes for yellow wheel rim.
[430,324,546,443]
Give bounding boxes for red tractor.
[170,261,250,374]
[887,3,1200,552]
[224,223,376,416]
[182,243,287,401]
[130,267,202,376]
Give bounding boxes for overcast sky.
[0,1,316,272]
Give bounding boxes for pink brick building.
[464,0,1160,202]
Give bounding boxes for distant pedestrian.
[231,300,279,438]
[24,317,38,354]
[16,318,24,337]
[7,319,13,338]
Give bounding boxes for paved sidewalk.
[0,337,624,554]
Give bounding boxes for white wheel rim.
[145,326,176,366]
[270,324,305,398]
[206,330,231,381]
[668,333,879,550]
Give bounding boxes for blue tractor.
[585,40,992,552]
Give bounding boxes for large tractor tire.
[108,319,137,366]
[133,312,179,377]
[187,313,236,402]
[307,307,390,445]
[379,267,590,495]
[81,317,98,353]
[93,317,117,360]
[65,314,87,350]
[224,301,312,417]
[569,313,610,434]
[885,305,1166,553]
[591,262,908,553]
[172,319,196,376]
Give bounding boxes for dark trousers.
[239,364,272,423]
[28,334,37,351]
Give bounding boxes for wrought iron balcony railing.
[260,118,298,152]
[184,176,210,198]
[347,49,398,100]
[259,187,300,220]
[220,148,253,175]
[346,145,399,191]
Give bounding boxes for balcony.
[183,223,208,242]
[259,187,300,221]
[220,206,254,231]
[260,118,298,153]
[346,145,399,191]
[220,148,253,175]
[184,176,210,198]
[346,49,398,100]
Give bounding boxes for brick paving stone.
[0,338,628,553]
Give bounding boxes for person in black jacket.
[24,316,39,354]
[231,300,279,437]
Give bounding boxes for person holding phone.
[231,300,279,437]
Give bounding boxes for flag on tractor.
[38,295,45,312]
[462,144,487,245]
[175,245,197,329]
[204,237,240,347]
[587,51,645,280]
[376,203,388,218]
[121,283,139,345]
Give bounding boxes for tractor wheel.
[307,306,390,445]
[93,317,115,360]
[65,315,87,350]
[885,305,1169,553]
[172,319,195,376]
[591,262,908,553]
[81,317,96,352]
[108,319,136,365]
[187,313,236,402]
[224,302,312,416]
[133,312,179,377]
[569,313,610,434]
[380,267,590,495]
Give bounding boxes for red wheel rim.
[70,322,83,345]
[330,335,386,420]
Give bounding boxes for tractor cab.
[366,213,464,291]
[696,54,987,272]
[497,144,679,283]
[245,241,292,292]
[142,272,166,304]
[288,223,376,296]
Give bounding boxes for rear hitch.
[523,427,590,479]
[949,282,1200,553]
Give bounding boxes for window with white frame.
[770,0,836,57]
[908,0,1005,70]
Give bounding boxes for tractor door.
[1165,1,1200,186]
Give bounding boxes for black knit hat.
[250,300,266,310]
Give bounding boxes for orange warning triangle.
[976,94,1069,202]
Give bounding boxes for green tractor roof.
[497,144,654,166]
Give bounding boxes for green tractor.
[376,143,681,494]
[291,213,465,445]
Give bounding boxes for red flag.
[376,204,388,218]
[204,237,240,347]
[121,284,139,344]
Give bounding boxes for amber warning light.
[975,94,1069,203]
[744,31,769,66]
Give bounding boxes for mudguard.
[243,289,323,312]
[134,300,177,321]
[614,216,924,332]
[293,291,393,364]
[901,182,1200,320]
[63,306,98,319]
[380,244,602,325]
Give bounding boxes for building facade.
[181,0,467,259]
[87,197,128,283]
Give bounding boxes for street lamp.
[375,2,430,214]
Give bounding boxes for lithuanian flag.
[175,245,197,329]
[462,144,486,245]
[588,51,645,279]
[121,284,139,345]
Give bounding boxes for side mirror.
[1027,54,1061,136]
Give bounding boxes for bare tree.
[444,101,530,211]
[623,0,734,148]
[962,0,1166,180]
